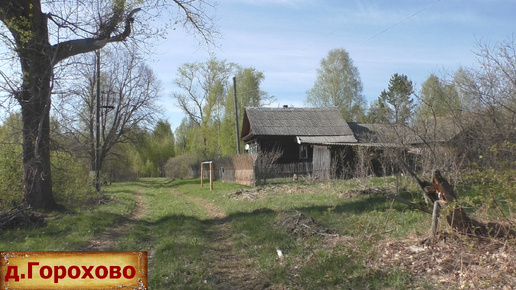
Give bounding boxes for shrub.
[0,143,23,209]
[51,151,92,205]
[164,154,199,179]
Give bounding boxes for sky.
[150,0,516,130]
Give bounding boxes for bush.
[164,154,200,179]
[458,142,516,220]
[51,151,92,205]
[0,143,23,209]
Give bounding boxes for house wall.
[313,145,331,180]
[254,136,313,164]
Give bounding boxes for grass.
[2,176,514,288]
[0,182,137,250]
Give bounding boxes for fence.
[192,155,317,186]
[196,155,255,186]
[254,161,314,185]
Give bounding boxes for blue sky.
[150,0,516,130]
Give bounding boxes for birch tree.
[306,48,366,122]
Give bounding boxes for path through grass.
[2,177,515,288]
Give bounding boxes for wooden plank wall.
[313,145,331,180]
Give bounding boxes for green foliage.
[164,154,199,179]
[172,57,231,158]
[145,120,175,177]
[0,114,24,208]
[0,143,23,208]
[103,142,140,181]
[460,167,516,220]
[368,73,415,124]
[119,121,176,179]
[306,48,366,122]
[417,74,462,119]
[51,151,92,204]
[458,142,516,219]
[172,59,270,158]
[220,67,268,156]
[0,113,92,208]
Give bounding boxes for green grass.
[0,177,449,288]
[0,183,137,250]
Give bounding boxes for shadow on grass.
[131,178,203,188]
[120,199,413,289]
[168,178,203,187]
[0,210,131,251]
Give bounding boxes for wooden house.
[238,106,484,184]
[347,116,476,174]
[240,106,357,180]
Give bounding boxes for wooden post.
[200,162,204,188]
[200,161,213,190]
[209,162,213,190]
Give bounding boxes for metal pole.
[233,77,241,155]
[95,50,101,193]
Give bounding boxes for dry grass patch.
[374,233,516,289]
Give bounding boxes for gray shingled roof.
[243,107,355,137]
[348,116,470,146]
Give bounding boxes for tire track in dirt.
[171,190,268,289]
[83,190,146,251]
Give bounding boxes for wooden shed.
[240,107,357,180]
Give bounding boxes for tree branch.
[51,8,141,65]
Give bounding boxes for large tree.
[172,58,238,157]
[417,74,462,119]
[173,58,237,127]
[368,73,415,125]
[306,48,366,122]
[54,46,161,177]
[220,67,272,156]
[0,0,216,209]
[452,37,516,155]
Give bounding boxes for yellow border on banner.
[0,251,147,290]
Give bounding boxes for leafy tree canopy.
[306,48,366,122]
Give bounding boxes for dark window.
[299,145,308,159]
